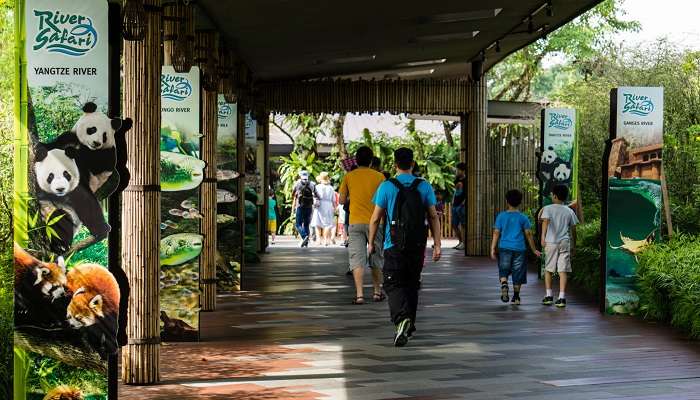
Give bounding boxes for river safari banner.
[602,87,664,315]
[14,1,130,399]
[536,108,578,278]
[215,95,241,291]
[159,65,203,341]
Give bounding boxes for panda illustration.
[553,161,572,184]
[33,145,110,255]
[47,102,129,198]
[539,146,558,181]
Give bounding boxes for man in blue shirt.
[368,147,442,347]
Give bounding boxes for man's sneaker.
[511,294,521,305]
[500,283,509,303]
[555,298,567,308]
[542,296,554,305]
[302,237,309,247]
[454,242,465,250]
[394,318,411,347]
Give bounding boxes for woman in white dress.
[314,172,338,246]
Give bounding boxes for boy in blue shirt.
[490,189,541,305]
[368,148,442,347]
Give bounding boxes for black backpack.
[388,178,428,251]
[299,181,314,208]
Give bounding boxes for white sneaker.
[454,242,465,250]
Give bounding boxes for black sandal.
[373,292,386,302]
[352,297,365,305]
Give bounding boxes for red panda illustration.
[14,242,67,300]
[66,263,120,357]
[42,385,83,400]
[14,243,69,327]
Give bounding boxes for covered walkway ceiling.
[196,0,602,81]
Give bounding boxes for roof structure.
[195,0,603,81]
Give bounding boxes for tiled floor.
[119,237,700,400]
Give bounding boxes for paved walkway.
[120,237,700,400]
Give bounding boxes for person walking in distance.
[314,172,338,246]
[268,191,278,245]
[369,147,442,347]
[452,163,467,250]
[292,170,316,247]
[339,146,386,304]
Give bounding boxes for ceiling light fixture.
[414,31,479,43]
[419,8,502,24]
[397,58,447,67]
[396,68,436,77]
[315,54,376,65]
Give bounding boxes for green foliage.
[554,43,700,230]
[26,354,106,397]
[637,235,700,338]
[31,84,84,143]
[489,0,639,101]
[0,3,13,398]
[570,219,602,298]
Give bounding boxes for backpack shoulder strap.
[408,178,423,190]
[388,178,403,190]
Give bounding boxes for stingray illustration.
[609,231,655,260]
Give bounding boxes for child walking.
[540,184,579,307]
[268,191,278,245]
[490,189,541,305]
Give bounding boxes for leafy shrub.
[571,219,601,298]
[637,235,700,338]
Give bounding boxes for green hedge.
[570,219,602,298]
[637,235,700,338]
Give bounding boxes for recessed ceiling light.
[418,8,502,24]
[315,55,376,65]
[414,31,479,43]
[397,69,435,77]
[396,58,447,67]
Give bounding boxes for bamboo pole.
[465,75,488,256]
[200,89,218,311]
[121,0,162,384]
[236,106,246,288]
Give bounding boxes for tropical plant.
[637,235,700,338]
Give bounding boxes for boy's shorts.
[544,239,572,273]
[451,205,465,227]
[498,249,527,285]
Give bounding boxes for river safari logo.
[548,113,573,130]
[161,74,193,101]
[622,93,655,117]
[33,10,98,56]
[218,103,233,119]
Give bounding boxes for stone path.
[119,237,700,399]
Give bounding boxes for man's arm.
[540,219,550,248]
[427,205,441,261]
[490,229,500,261]
[338,179,348,205]
[367,205,384,254]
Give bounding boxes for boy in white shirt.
[540,184,579,308]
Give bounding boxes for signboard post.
[14,1,129,398]
[537,108,578,277]
[602,87,664,314]
[215,95,241,291]
[159,65,203,341]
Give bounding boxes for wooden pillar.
[121,0,162,384]
[465,75,489,256]
[237,106,247,287]
[262,115,270,250]
[200,89,218,311]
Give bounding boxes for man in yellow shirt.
[339,146,386,304]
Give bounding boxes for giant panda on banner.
[40,102,133,255]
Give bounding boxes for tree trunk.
[332,115,348,159]
[442,121,458,147]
